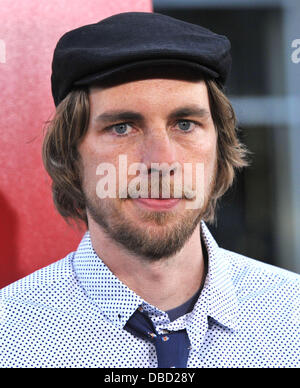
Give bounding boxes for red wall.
[0,0,153,288]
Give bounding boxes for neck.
[88,219,205,311]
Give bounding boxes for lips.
[134,198,181,210]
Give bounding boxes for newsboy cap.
[51,12,232,106]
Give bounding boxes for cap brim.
[73,58,219,88]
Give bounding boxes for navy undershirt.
[165,238,208,322]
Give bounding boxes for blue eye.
[114,123,128,134]
[110,123,132,136]
[177,120,193,132]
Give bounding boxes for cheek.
[204,136,218,183]
[78,139,104,195]
[79,133,118,171]
[79,141,137,199]
[186,133,217,189]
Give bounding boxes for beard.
[83,169,216,262]
[85,196,203,261]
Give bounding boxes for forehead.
[89,78,210,111]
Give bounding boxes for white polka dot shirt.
[0,221,299,368]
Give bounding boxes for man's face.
[78,77,218,260]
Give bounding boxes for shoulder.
[0,253,78,310]
[221,247,300,295]
[204,247,300,367]
[0,252,104,368]
[220,247,300,329]
[0,251,99,321]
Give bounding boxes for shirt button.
[162,336,169,342]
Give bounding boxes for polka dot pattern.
[0,221,299,368]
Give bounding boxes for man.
[0,12,299,368]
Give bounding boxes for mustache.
[119,174,198,200]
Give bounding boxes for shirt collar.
[72,221,239,332]
[199,221,240,331]
[72,233,144,328]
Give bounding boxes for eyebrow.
[94,104,210,124]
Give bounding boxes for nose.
[141,129,178,171]
[137,129,181,199]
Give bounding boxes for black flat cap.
[51,12,232,106]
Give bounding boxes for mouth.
[133,198,181,211]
